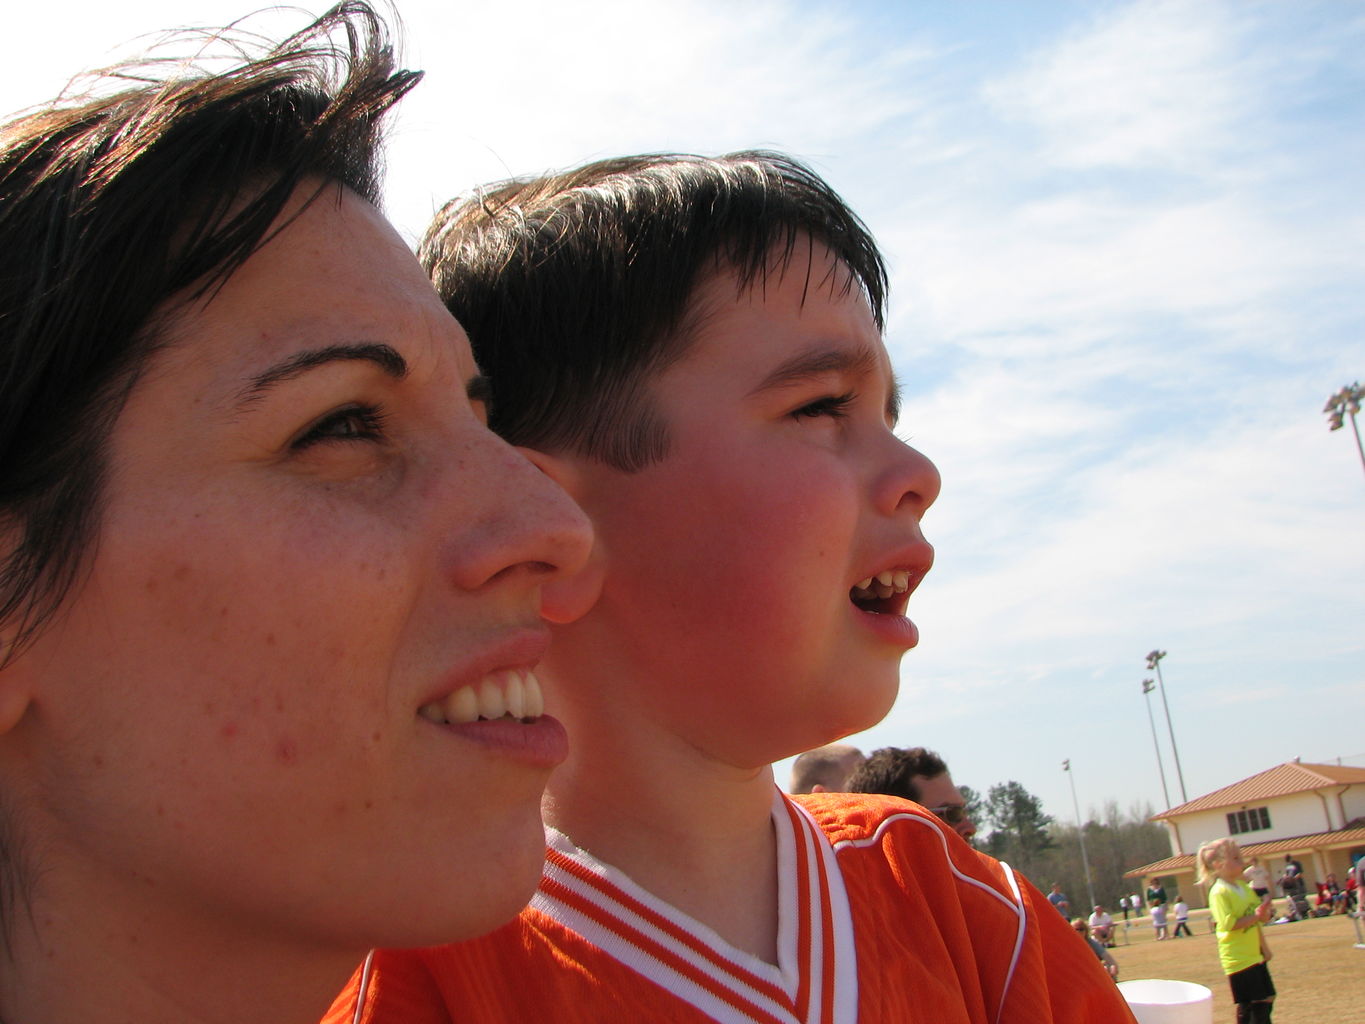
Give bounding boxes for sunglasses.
[927,804,969,825]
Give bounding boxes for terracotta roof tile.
[1124,823,1365,878]
[1152,761,1365,819]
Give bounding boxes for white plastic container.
[1116,979,1214,1024]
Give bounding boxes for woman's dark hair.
[420,151,888,471]
[0,2,419,663]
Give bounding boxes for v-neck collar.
[531,788,859,1024]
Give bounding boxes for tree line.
[960,781,1173,913]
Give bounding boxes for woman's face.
[2,187,593,953]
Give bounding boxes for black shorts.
[1228,961,1275,1004]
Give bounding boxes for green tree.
[981,780,1054,875]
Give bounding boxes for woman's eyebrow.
[236,342,408,407]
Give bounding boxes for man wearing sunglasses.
[846,746,978,842]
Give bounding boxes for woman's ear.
[0,641,36,736]
[517,447,606,625]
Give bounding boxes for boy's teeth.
[850,570,914,602]
[418,670,545,725]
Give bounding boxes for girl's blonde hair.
[1195,837,1240,885]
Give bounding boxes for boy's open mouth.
[850,570,914,614]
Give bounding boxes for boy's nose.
[879,439,941,519]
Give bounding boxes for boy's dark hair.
[419,151,888,471]
[846,746,949,803]
[0,1,419,664]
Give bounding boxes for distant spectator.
[1130,891,1143,916]
[1088,905,1115,946]
[1244,856,1272,903]
[1352,859,1365,918]
[1317,873,1347,915]
[789,743,864,794]
[1071,918,1119,981]
[1277,856,1306,900]
[1146,878,1168,908]
[846,746,977,841]
[1173,898,1192,937]
[1151,900,1169,941]
[1047,884,1071,917]
[1119,895,1131,921]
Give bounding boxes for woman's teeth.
[851,569,912,602]
[418,669,545,725]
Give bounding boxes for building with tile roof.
[1123,760,1365,908]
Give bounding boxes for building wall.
[1341,785,1365,823]
[1167,794,1337,854]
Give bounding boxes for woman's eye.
[792,393,855,420]
[291,403,387,450]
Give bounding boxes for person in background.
[789,743,865,794]
[1244,855,1272,904]
[1172,898,1193,937]
[1048,883,1071,917]
[1087,906,1115,947]
[1071,918,1119,981]
[846,745,978,841]
[1146,877,1168,910]
[1151,899,1169,940]
[1197,838,1275,1024]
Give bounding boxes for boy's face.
[550,242,939,768]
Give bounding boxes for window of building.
[1227,806,1271,835]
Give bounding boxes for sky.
[4,0,1362,828]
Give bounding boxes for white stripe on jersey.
[528,790,858,1024]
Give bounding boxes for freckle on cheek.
[276,738,298,764]
[220,722,238,740]
[266,632,277,646]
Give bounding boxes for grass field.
[1106,909,1365,1023]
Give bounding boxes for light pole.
[1323,382,1365,482]
[1141,679,1172,810]
[1146,650,1188,804]
[1063,759,1097,911]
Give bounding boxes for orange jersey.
[326,791,1134,1024]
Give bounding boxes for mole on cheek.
[220,722,239,740]
[276,738,298,764]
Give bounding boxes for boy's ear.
[517,447,607,625]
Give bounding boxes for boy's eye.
[291,403,388,450]
[792,392,854,420]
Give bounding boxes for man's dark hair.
[419,150,887,471]
[846,746,949,803]
[0,1,419,664]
